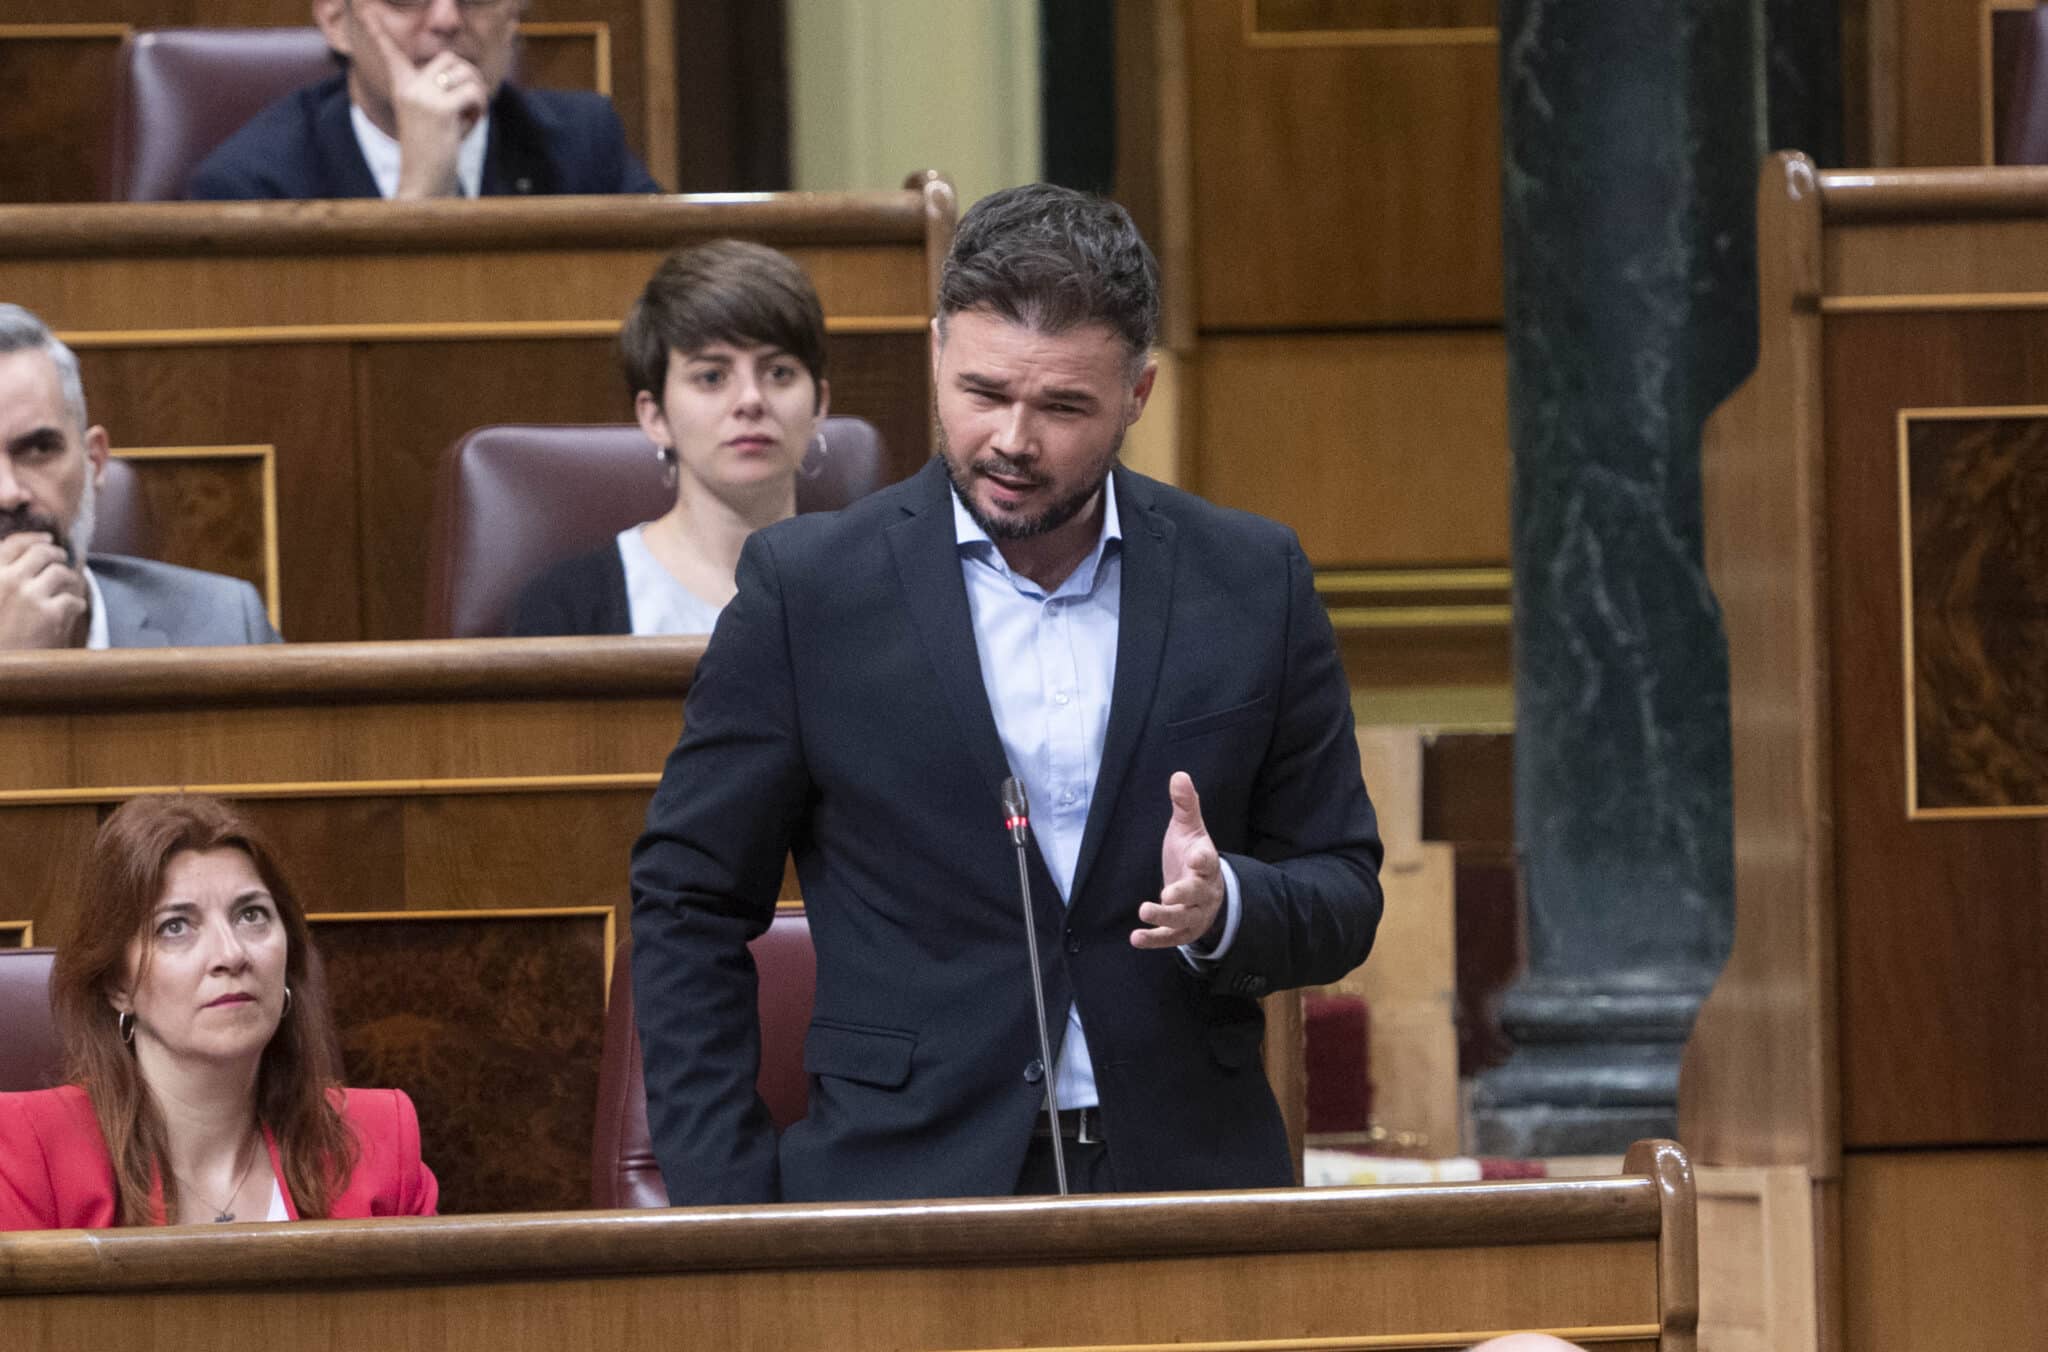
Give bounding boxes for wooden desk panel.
[0,1147,1697,1351]
[0,191,952,640]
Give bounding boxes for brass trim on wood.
[113,445,282,628]
[1238,0,1495,48]
[0,920,33,949]
[1324,606,1512,631]
[1316,567,1511,593]
[1820,292,2048,314]
[60,316,927,350]
[522,21,612,97]
[0,23,132,39]
[0,774,662,810]
[948,1329,1661,1352]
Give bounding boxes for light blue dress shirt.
[952,475,1240,1111]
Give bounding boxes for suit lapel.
[1071,467,1175,904]
[91,564,170,648]
[313,83,382,199]
[885,461,1015,797]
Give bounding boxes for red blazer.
[0,1084,438,1230]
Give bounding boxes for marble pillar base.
[1468,969,1715,1157]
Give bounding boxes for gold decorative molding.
[59,316,925,350]
[0,920,33,949]
[113,444,282,629]
[1240,0,1495,49]
[946,1327,1660,1351]
[0,23,131,40]
[0,772,661,810]
[1315,566,1511,632]
[1820,292,2048,314]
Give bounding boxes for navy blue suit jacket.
[630,460,1384,1205]
[186,73,659,199]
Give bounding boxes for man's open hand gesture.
[1132,771,1225,950]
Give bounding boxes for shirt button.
[1023,1059,1045,1084]
[1065,929,1082,955]
[1054,691,1070,706]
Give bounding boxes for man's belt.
[1033,1106,1105,1144]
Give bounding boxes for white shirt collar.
[348,103,491,199]
[950,472,1123,578]
[82,563,110,650]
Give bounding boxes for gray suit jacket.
[89,555,282,647]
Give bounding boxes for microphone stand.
[1002,777,1067,1195]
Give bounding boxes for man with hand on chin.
[632,184,1383,1205]
[189,0,659,201]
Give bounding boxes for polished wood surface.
[0,189,947,639]
[1185,1,1501,327]
[1841,1148,2048,1351]
[1684,151,2048,1352]
[0,3,673,201]
[0,1145,1696,1351]
[1682,153,1839,1174]
[1194,332,1510,566]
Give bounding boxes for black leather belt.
[1033,1106,1105,1144]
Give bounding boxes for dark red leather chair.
[92,457,155,560]
[0,949,64,1092]
[591,911,816,1209]
[423,417,886,638]
[105,28,338,202]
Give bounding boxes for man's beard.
[938,423,1122,542]
[0,468,93,567]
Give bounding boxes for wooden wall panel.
[1194,331,1509,565]
[1251,0,1497,33]
[115,450,274,610]
[80,344,362,641]
[1185,1,1501,327]
[1842,1149,2048,1350]
[0,806,99,942]
[1822,309,2048,1148]
[0,29,125,203]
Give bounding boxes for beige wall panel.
[1693,1165,1820,1352]
[1194,331,1509,566]
[1187,2,1501,327]
[1843,1149,2048,1351]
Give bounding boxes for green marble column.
[1474,0,1774,1155]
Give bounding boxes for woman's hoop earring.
[118,1011,135,1045]
[799,428,828,482]
[656,444,678,489]
[282,986,293,1019]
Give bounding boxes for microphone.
[1000,776,1067,1195]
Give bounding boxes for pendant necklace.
[183,1130,262,1224]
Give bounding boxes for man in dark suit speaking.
[189,0,658,200]
[631,184,1382,1204]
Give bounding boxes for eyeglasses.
[376,0,513,11]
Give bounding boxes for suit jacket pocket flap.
[803,1021,916,1088]
[1165,693,1273,742]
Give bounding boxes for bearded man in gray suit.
[0,305,280,650]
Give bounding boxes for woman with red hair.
[0,795,436,1228]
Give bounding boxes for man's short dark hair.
[937,184,1159,367]
[618,239,828,403]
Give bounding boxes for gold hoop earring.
[119,1011,135,1045]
